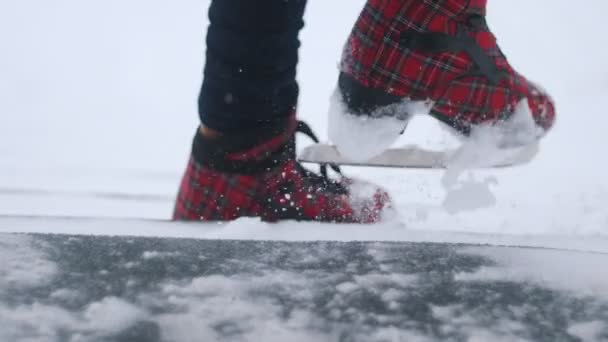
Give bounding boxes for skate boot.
[173,117,391,223]
[332,0,556,159]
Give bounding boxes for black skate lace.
[295,121,347,194]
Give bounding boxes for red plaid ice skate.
[173,118,390,223]
[340,0,555,134]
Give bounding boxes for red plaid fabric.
[173,121,390,223]
[342,0,555,133]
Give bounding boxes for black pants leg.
[199,0,307,132]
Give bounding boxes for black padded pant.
[198,0,307,132]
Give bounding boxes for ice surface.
[0,235,57,291]
[455,247,608,297]
[3,216,608,255]
[1,234,606,342]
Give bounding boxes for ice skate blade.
[298,143,538,169]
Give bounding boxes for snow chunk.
[456,247,608,297]
[328,89,431,161]
[568,321,606,342]
[0,235,57,292]
[142,250,181,260]
[353,273,418,289]
[440,98,541,215]
[0,302,80,342]
[0,297,146,342]
[430,304,528,341]
[336,282,358,294]
[84,296,147,333]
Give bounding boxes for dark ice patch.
[1,233,607,342]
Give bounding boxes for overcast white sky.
[0,0,607,236]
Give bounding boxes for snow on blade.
[328,89,432,161]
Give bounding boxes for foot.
[173,118,391,223]
[332,0,555,159]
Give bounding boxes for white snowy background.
[1,0,607,239]
[2,1,608,341]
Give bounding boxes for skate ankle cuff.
[191,118,297,174]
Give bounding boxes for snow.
[0,235,57,291]
[328,89,432,161]
[455,247,608,297]
[0,297,146,342]
[568,321,606,342]
[0,236,145,342]
[83,297,147,334]
[0,0,607,254]
[441,174,498,214]
[3,215,608,255]
[142,250,181,260]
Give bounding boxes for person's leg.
[333,0,556,159]
[199,0,306,133]
[174,0,391,223]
